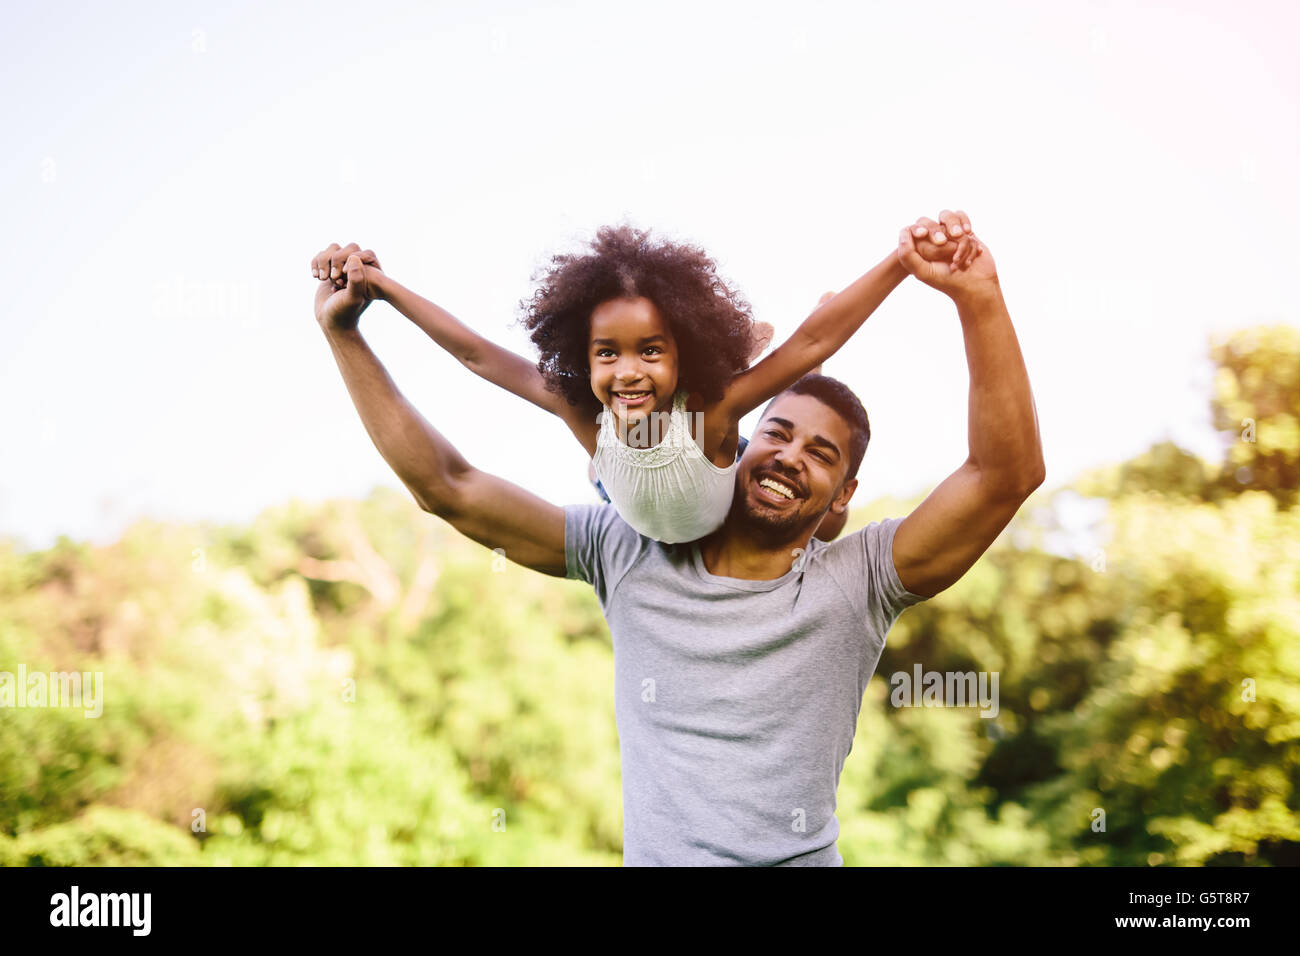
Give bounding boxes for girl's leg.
[587,460,612,504]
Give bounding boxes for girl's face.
[588,296,680,428]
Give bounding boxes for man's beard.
[735,484,818,540]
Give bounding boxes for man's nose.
[771,450,801,475]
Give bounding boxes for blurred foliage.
[1211,325,1300,508]
[1076,324,1299,510]
[0,325,1296,865]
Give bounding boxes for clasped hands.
[896,208,998,302]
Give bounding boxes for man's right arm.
[319,321,569,578]
[890,212,1045,599]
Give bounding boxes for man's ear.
[831,477,858,512]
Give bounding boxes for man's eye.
[764,429,784,439]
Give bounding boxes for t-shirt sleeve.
[564,503,648,607]
[816,516,928,638]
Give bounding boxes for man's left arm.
[891,211,1046,599]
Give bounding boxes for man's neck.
[698,517,815,581]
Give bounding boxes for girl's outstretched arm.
[375,273,557,411]
[712,252,906,422]
[712,218,972,423]
[370,271,601,455]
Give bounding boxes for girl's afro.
[519,224,757,412]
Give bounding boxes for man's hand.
[897,209,998,304]
[312,242,384,332]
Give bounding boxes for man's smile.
[753,470,804,503]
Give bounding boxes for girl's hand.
[904,210,980,272]
[312,242,383,291]
[311,242,385,331]
[897,210,999,303]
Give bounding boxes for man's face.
[733,392,858,539]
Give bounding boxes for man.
[310,210,1044,865]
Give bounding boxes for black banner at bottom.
[0,863,1284,941]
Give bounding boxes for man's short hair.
[760,374,871,482]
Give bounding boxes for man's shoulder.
[564,502,641,542]
[806,517,890,560]
[807,516,927,616]
[563,503,689,598]
[563,503,663,572]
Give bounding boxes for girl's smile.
[613,391,653,408]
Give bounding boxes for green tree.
[1210,325,1300,508]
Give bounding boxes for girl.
[318,221,975,543]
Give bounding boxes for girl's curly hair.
[519,224,757,413]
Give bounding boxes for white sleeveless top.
[591,391,738,544]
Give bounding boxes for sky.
[1,0,1296,551]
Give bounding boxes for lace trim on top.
[596,391,707,468]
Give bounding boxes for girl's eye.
[643,347,662,356]
[596,349,614,358]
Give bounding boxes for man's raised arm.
[311,243,568,577]
[890,212,1046,599]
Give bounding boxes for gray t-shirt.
[564,503,927,866]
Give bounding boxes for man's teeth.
[758,477,796,499]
